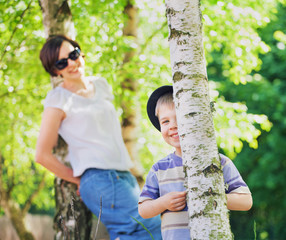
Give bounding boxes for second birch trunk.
[121,1,144,186]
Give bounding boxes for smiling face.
[157,103,182,156]
[55,41,85,81]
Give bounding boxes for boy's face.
[157,103,182,156]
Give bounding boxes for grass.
[130,216,155,240]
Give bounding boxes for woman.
[36,35,162,240]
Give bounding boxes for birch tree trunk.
[121,1,144,186]
[165,0,233,239]
[39,1,92,239]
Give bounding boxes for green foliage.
[0,0,55,213]
[211,2,286,239]
[202,0,276,84]
[211,81,272,159]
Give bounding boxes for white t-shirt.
[44,76,133,177]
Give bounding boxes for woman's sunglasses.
[55,47,81,70]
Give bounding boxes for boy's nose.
[169,120,177,129]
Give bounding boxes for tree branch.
[0,0,33,63]
[138,21,167,56]
[22,172,47,214]
[6,122,16,197]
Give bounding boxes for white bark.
[165,0,232,239]
[39,0,75,39]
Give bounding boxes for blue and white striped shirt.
[139,153,251,240]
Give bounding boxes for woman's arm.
[35,107,80,186]
[138,191,187,219]
[226,193,253,211]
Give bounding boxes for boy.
[138,85,252,240]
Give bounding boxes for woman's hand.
[76,177,81,196]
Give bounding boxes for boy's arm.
[138,191,187,219]
[221,154,252,211]
[226,193,253,211]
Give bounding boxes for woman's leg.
[80,169,162,240]
[113,171,162,240]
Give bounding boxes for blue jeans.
[80,168,162,240]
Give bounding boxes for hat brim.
[147,85,173,131]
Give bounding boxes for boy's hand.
[162,191,187,211]
[138,191,187,219]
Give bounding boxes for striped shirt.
[139,153,251,240]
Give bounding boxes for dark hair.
[147,85,173,131]
[39,35,81,76]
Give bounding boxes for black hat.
[147,85,173,131]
